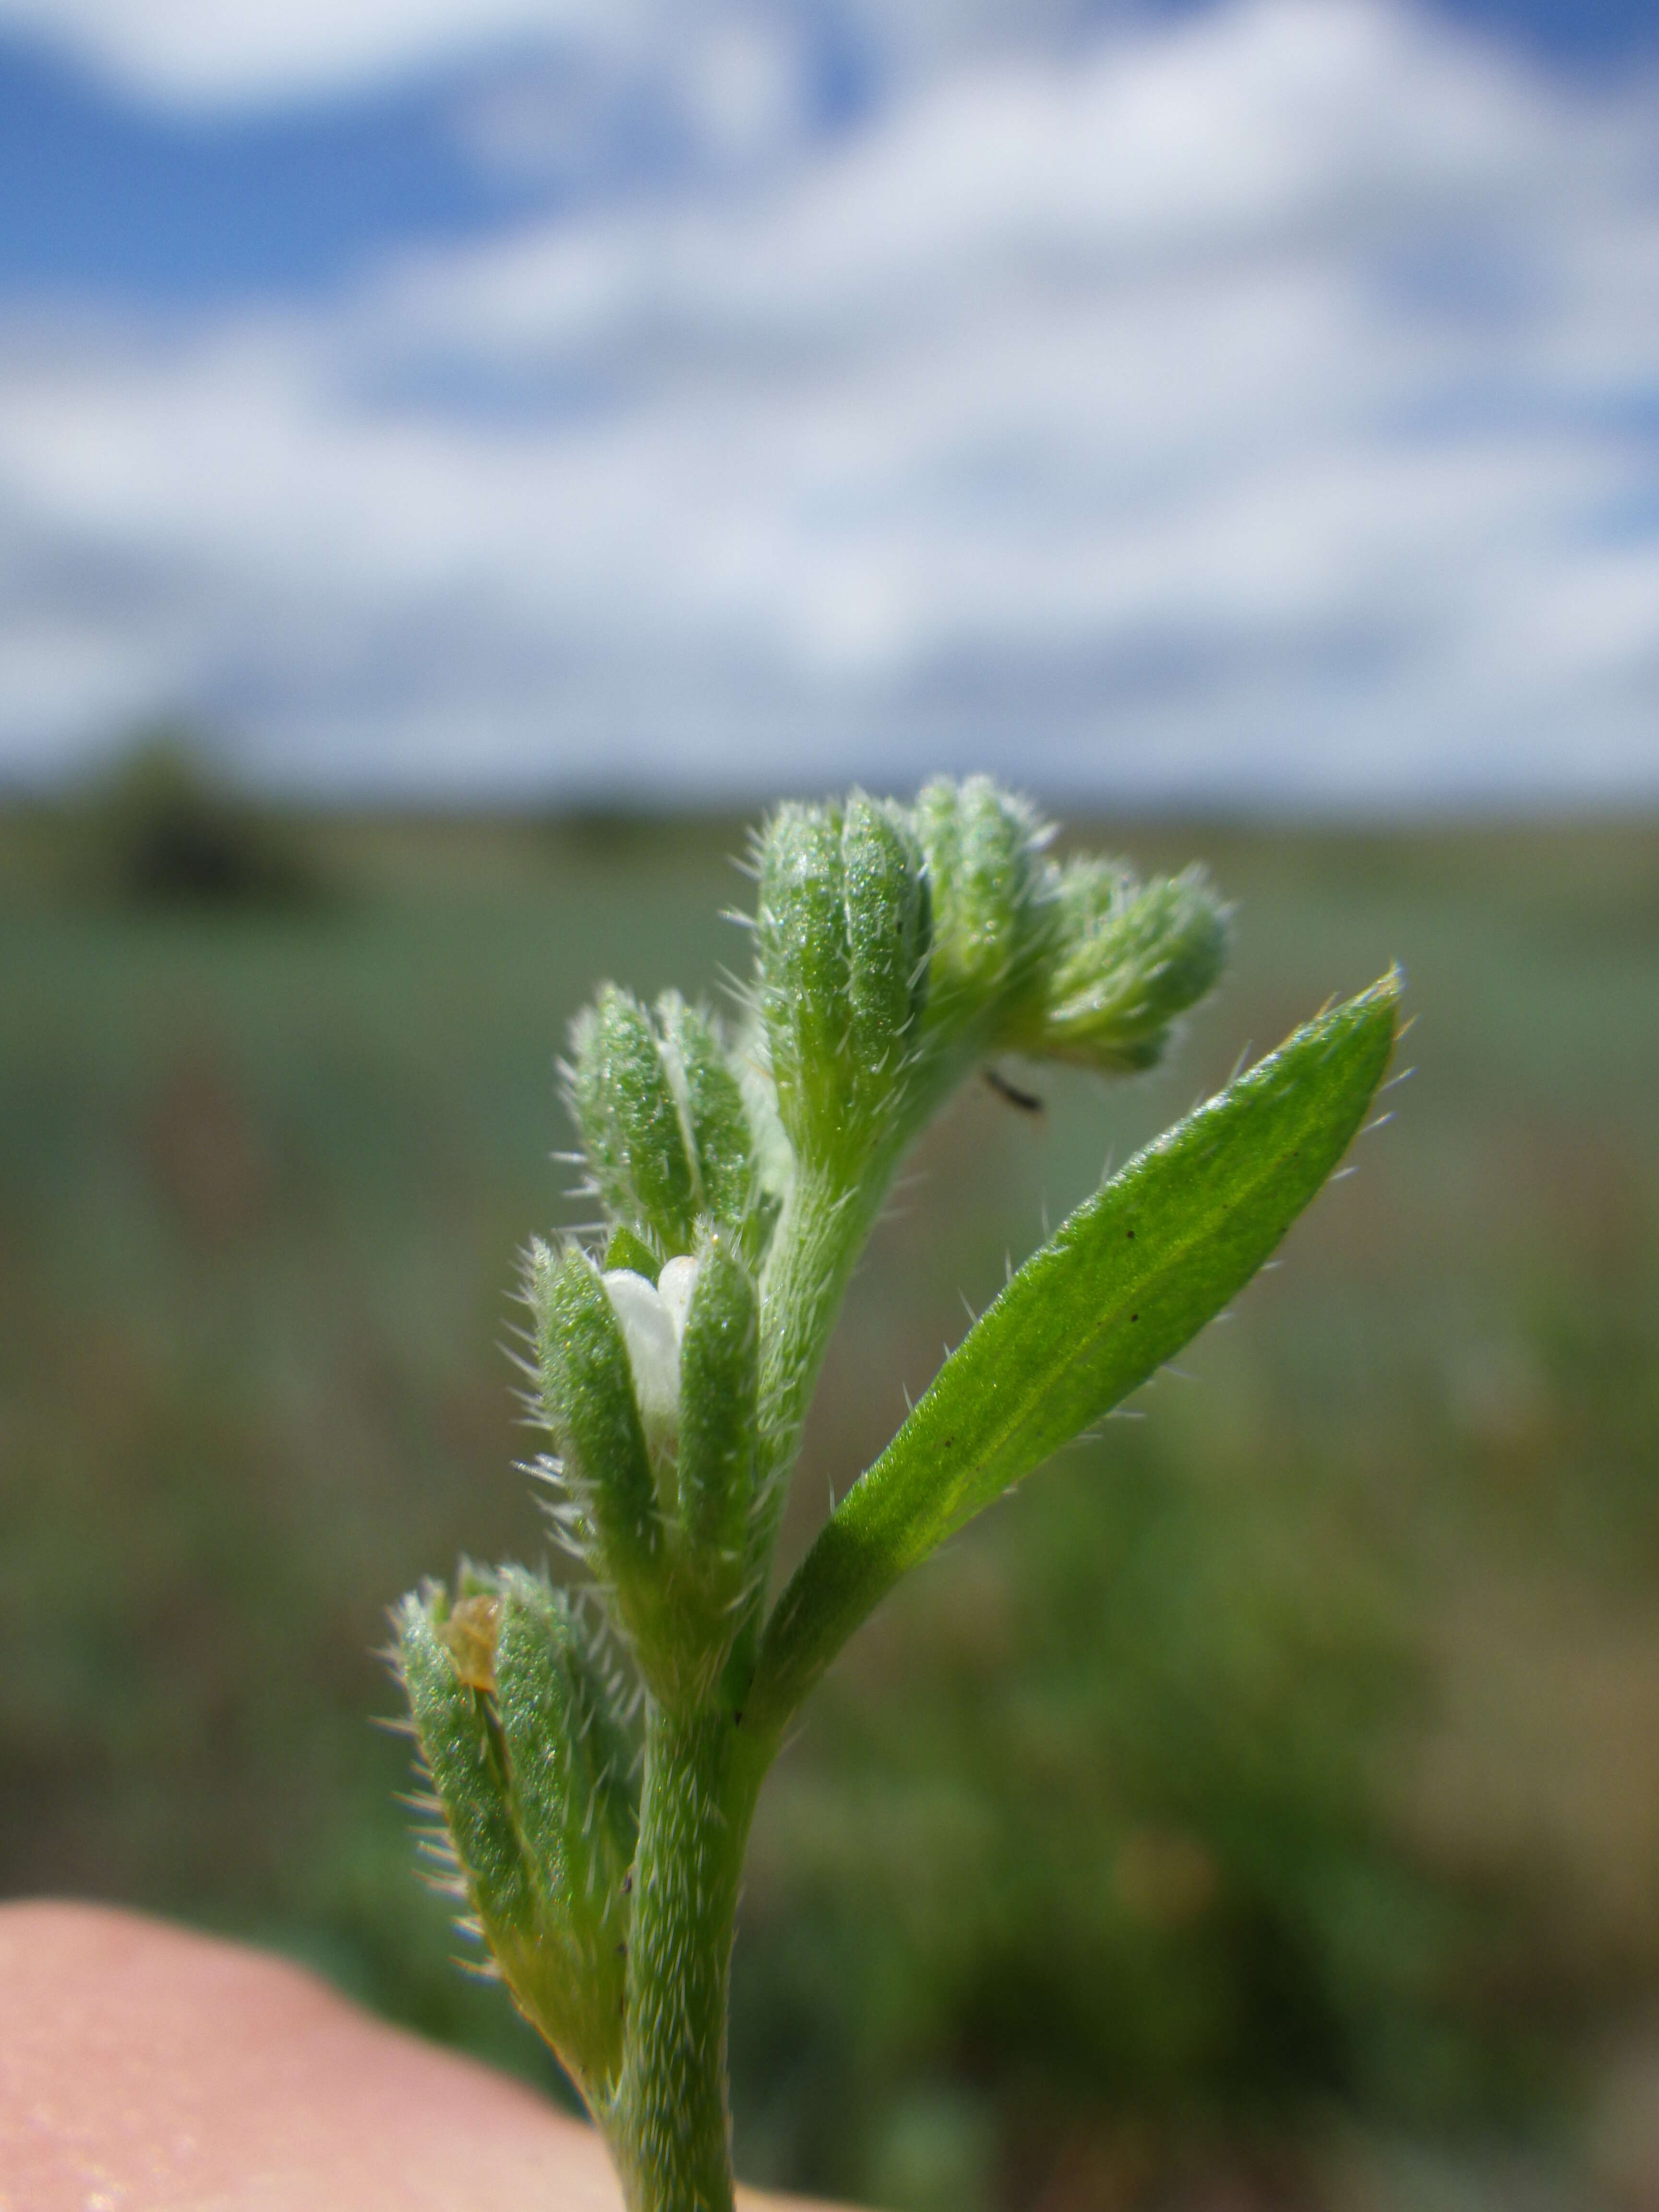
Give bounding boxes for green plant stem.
[758,1164,866,1449]
[750,1040,984,1525]
[609,1154,900,2212]
[736,1096,952,1691]
[610,1702,764,2212]
[610,1151,902,2211]
[744,1159,870,1619]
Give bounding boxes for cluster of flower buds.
[756,774,1228,1181]
[566,985,779,1270]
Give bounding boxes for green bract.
[395,779,1400,2212]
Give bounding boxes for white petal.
[656,1254,701,1346]
[601,1268,680,1452]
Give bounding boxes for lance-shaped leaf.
[742,972,1400,1740]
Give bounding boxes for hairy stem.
[609,1703,764,2212]
[728,1159,877,1683]
[757,1161,871,1467]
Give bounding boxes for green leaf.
[742,972,1400,1739]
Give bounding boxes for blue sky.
[2,0,1657,806]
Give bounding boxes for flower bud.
[397,1571,635,2100]
[756,796,933,1176]
[914,776,1055,1046]
[397,1586,545,2043]
[567,985,697,1258]
[1014,859,1227,1070]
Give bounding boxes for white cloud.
[0,0,1137,110]
[1,0,1658,805]
[0,0,644,105]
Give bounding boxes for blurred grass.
[0,795,1655,2210]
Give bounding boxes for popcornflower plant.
[394,777,1399,2212]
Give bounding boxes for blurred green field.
[2,793,1656,2211]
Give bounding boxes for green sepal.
[399,1586,535,1949]
[744,972,1401,1739]
[842,793,929,1130]
[754,802,852,1166]
[1013,858,1228,1071]
[398,1575,638,2102]
[493,1569,636,2089]
[603,1225,662,1282]
[656,993,775,1263]
[569,986,697,1256]
[530,1241,662,1606]
[402,1585,611,2086]
[675,1230,759,1602]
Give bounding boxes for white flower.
[602,1257,700,1493]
